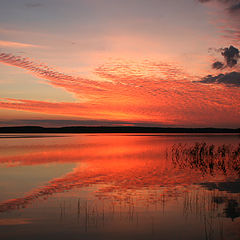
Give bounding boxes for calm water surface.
[0,133,239,240]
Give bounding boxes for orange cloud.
[0,98,146,121]
[0,52,240,127]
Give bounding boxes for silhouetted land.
[0,126,239,133]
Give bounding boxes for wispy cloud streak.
[0,40,40,48]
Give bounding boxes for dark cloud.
[221,45,240,67]
[211,45,239,69]
[212,61,224,69]
[199,1,240,44]
[229,2,240,12]
[197,71,240,86]
[199,0,240,13]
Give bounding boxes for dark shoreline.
[0,126,239,133]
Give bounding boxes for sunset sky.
[0,0,240,127]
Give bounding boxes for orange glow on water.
[0,134,239,240]
[0,134,238,213]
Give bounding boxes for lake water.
[0,133,239,240]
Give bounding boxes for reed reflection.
[171,143,240,177]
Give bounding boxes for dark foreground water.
[0,133,239,240]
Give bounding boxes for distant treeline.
[0,126,239,133]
